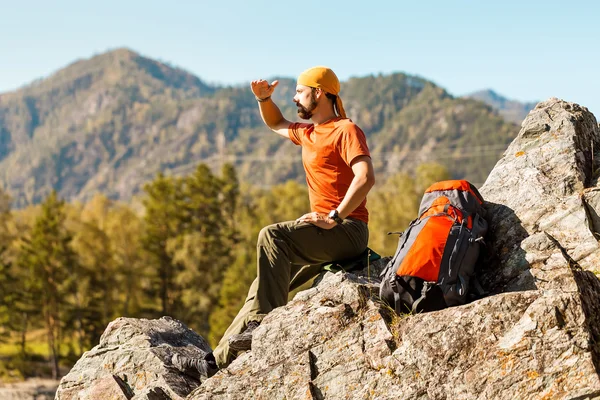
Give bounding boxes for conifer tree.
[0,190,13,340]
[104,204,149,317]
[15,191,78,379]
[69,194,117,349]
[170,163,239,334]
[142,173,185,315]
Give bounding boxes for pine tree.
[104,203,150,317]
[170,163,239,334]
[68,194,117,350]
[142,173,186,315]
[15,191,78,379]
[0,189,13,341]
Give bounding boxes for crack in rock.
[543,231,582,272]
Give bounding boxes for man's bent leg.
[213,277,260,368]
[213,219,368,368]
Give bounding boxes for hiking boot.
[228,320,260,351]
[171,352,218,381]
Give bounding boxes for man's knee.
[257,223,281,247]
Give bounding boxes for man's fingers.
[296,213,309,222]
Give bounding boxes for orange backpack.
[379,180,488,314]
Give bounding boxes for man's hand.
[251,79,279,100]
[296,212,337,230]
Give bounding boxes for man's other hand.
[251,79,279,100]
[296,212,337,230]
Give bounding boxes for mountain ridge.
[0,49,517,207]
[465,88,537,124]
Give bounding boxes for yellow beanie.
[297,66,347,119]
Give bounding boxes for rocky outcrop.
[57,98,600,399]
[479,97,600,294]
[55,317,211,400]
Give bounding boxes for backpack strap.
[470,214,486,246]
[447,216,467,280]
[394,276,420,299]
[411,281,435,313]
[470,276,487,297]
[411,282,448,313]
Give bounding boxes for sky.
[1,0,599,116]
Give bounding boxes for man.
[173,66,375,380]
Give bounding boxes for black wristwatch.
[328,209,343,225]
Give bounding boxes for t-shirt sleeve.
[339,124,371,166]
[288,122,312,145]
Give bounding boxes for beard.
[296,92,318,120]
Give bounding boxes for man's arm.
[336,156,376,219]
[251,79,292,139]
[297,155,375,229]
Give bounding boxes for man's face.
[293,85,317,120]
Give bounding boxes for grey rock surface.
[479,97,600,295]
[192,268,600,399]
[55,317,211,400]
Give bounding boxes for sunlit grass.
[0,329,74,358]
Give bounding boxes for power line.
[166,144,510,176]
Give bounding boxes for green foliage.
[0,189,13,336]
[142,172,186,315]
[0,247,15,340]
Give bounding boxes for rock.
[55,316,211,400]
[479,97,600,294]
[78,375,133,399]
[131,386,172,400]
[191,269,397,400]
[0,378,58,400]
[191,266,600,399]
[60,98,600,399]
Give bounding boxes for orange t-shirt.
[289,117,371,224]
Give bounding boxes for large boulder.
[57,98,600,399]
[479,97,600,294]
[55,317,211,400]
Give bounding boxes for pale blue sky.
[1,0,599,116]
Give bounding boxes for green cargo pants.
[213,218,369,368]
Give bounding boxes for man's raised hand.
[251,80,279,100]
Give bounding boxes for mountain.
[466,89,537,125]
[0,48,518,207]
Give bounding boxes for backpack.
[379,180,488,315]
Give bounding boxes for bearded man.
[173,66,375,380]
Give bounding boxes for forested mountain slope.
[0,48,517,206]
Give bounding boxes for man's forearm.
[258,98,286,130]
[337,174,375,219]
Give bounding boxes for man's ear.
[314,87,324,99]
